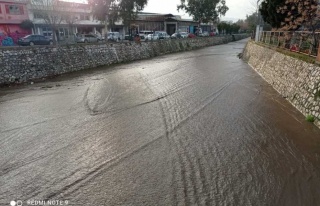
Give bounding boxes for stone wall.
[243,41,320,128]
[0,34,248,85]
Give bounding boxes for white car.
[180,32,189,38]
[199,31,209,37]
[107,32,121,42]
[76,34,99,43]
[146,34,159,41]
[158,32,170,40]
[139,30,153,40]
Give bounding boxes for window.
[64,28,69,36]
[5,5,24,15]
[42,27,52,37]
[32,35,40,41]
[80,14,90,21]
[34,12,43,19]
[57,28,70,37]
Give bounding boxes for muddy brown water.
[1,39,320,206]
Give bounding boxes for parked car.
[76,34,99,43]
[107,32,121,42]
[124,34,134,41]
[180,32,189,38]
[93,33,104,41]
[188,33,196,38]
[18,35,53,46]
[139,34,146,41]
[199,31,209,37]
[124,34,144,41]
[171,33,182,39]
[152,31,162,40]
[139,30,153,40]
[146,34,159,41]
[158,32,170,40]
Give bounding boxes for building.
[132,13,217,35]
[0,0,218,45]
[28,0,105,42]
[0,0,31,44]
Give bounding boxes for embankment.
[0,34,249,85]
[243,41,320,128]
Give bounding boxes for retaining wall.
[243,41,320,128]
[0,34,249,85]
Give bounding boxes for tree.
[217,22,228,34]
[107,6,120,32]
[177,0,229,27]
[278,0,319,55]
[259,0,286,28]
[88,0,148,34]
[217,0,229,19]
[64,13,79,35]
[20,20,34,30]
[246,12,259,32]
[277,0,319,31]
[117,0,147,34]
[218,22,240,34]
[30,0,69,44]
[231,23,240,34]
[236,19,249,32]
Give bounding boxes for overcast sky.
[143,0,257,22]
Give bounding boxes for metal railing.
[258,31,320,57]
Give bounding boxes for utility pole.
[255,0,261,41]
[104,0,112,38]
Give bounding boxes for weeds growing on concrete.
[306,114,316,122]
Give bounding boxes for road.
[1,39,320,206]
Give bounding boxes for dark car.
[18,35,53,46]
[124,35,134,41]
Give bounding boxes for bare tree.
[29,0,69,44]
[278,0,319,31]
[278,0,320,55]
[88,0,147,37]
[64,12,79,33]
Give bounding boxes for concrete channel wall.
[243,41,320,128]
[0,34,249,85]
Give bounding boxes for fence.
[258,31,320,57]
